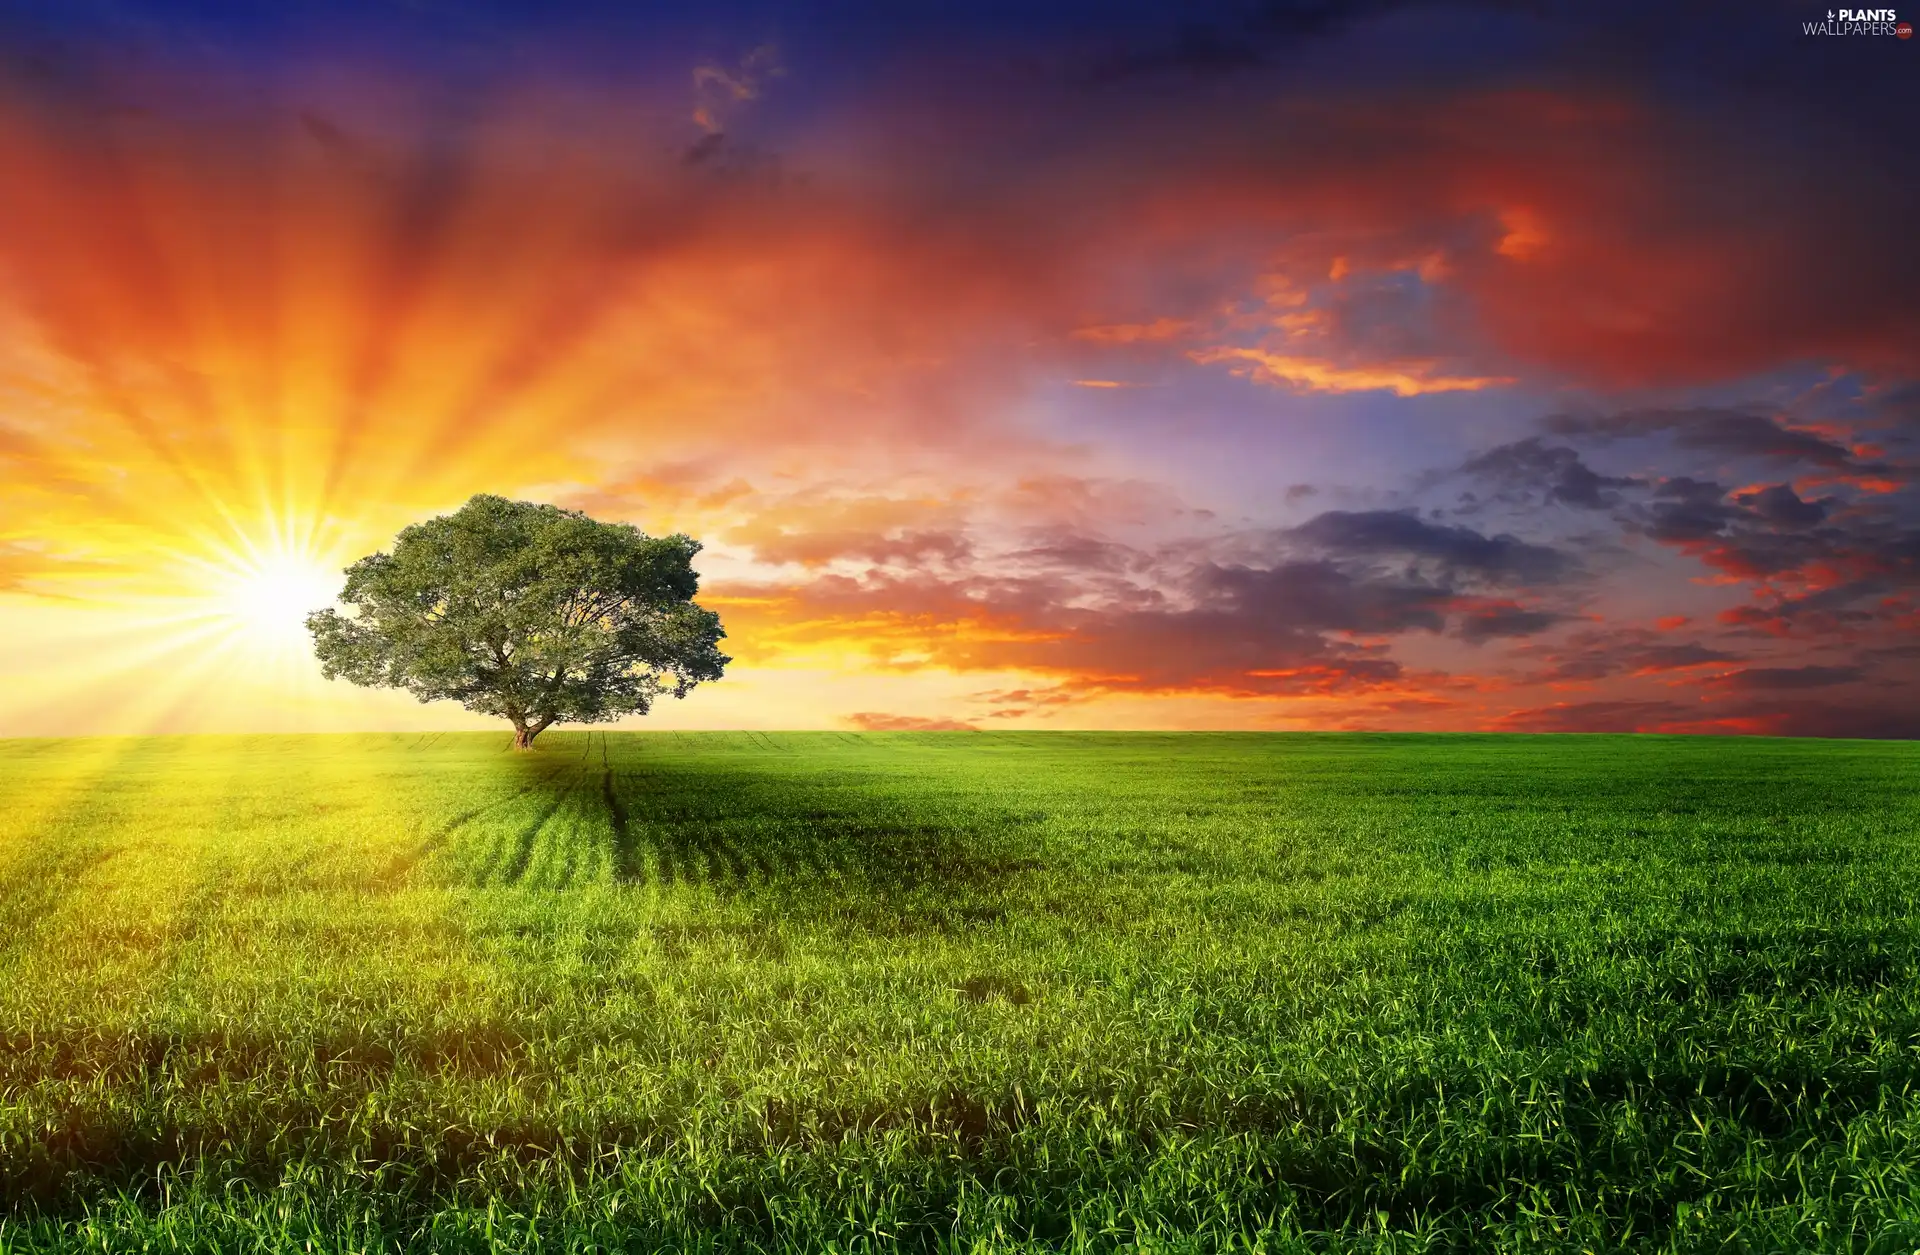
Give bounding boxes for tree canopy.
[307,495,729,748]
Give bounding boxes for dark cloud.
[1642,477,1739,543]
[1459,437,1639,510]
[1490,696,1920,738]
[1544,408,1887,473]
[1288,509,1572,584]
[1718,580,1902,637]
[1491,700,1685,734]
[1701,665,1867,692]
[1554,460,1920,596]
[1675,510,1920,585]
[1195,559,1450,636]
[1472,411,1920,645]
[1735,483,1832,529]
[1455,602,1567,643]
[1700,699,1920,740]
[1519,627,1740,685]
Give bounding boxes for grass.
[1,730,1918,1252]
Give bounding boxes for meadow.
[0,731,1917,1253]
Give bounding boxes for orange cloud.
[721,491,974,569]
[1071,318,1197,344]
[1190,347,1510,397]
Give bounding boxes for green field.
[2,732,1918,1252]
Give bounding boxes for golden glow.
[113,503,353,675]
[195,547,342,661]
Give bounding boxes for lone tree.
[307,495,729,749]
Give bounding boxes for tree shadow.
[591,750,1039,920]
[401,736,1044,924]
[379,751,580,887]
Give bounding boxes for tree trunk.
[511,716,553,750]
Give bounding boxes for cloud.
[1458,438,1639,510]
[1045,75,1917,389]
[1626,643,1740,674]
[1647,491,1920,586]
[1735,483,1832,528]
[844,711,977,731]
[1190,346,1509,397]
[1287,509,1572,584]
[691,44,782,135]
[1072,319,1197,344]
[1544,408,1895,474]
[1491,700,1685,733]
[998,476,1198,529]
[1704,701,1920,740]
[1490,694,1920,738]
[717,508,1578,705]
[1641,478,1740,544]
[723,562,1421,700]
[1717,580,1913,639]
[1495,412,1920,628]
[1191,559,1451,636]
[722,492,975,569]
[1004,528,1143,574]
[1516,627,1741,684]
[968,684,1087,720]
[1454,600,1567,643]
[1697,665,1867,692]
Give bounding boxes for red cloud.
[1063,87,1919,388]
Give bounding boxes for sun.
[208,552,343,653]
[162,517,350,665]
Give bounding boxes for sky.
[1,0,1917,737]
